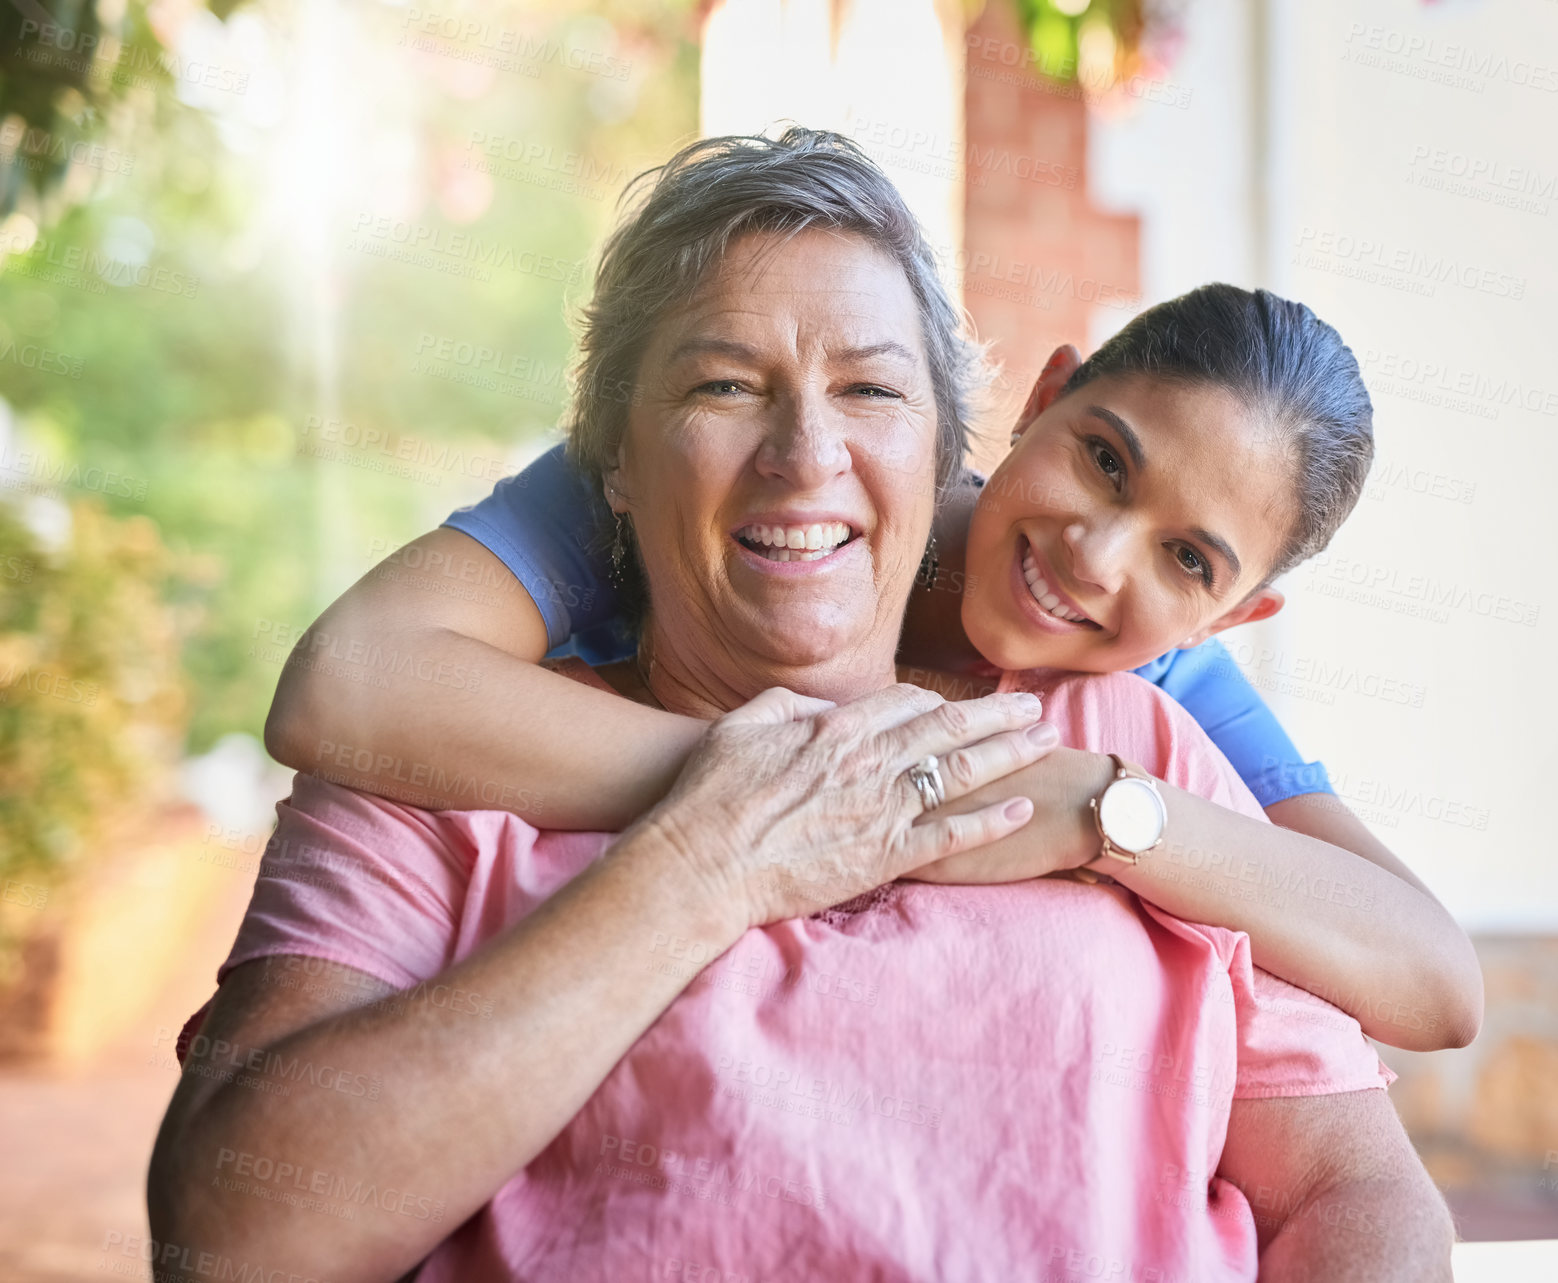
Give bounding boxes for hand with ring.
[639,683,1062,930]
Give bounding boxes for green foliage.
[0,499,191,910]
[0,0,700,765]
[1012,0,1145,83]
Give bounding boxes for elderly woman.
[149,133,1451,1281]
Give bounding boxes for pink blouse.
[188,668,1392,1282]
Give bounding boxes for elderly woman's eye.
[695,380,745,396]
[850,384,899,398]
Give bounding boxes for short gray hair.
[565,127,986,610]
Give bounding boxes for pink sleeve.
[1033,671,1394,1096]
[219,774,476,992]
[1231,942,1397,1097]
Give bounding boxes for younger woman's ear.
[1012,345,1082,443]
[1188,588,1285,648]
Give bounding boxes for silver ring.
[905,755,946,811]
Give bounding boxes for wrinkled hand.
[643,683,1060,930]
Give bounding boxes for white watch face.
[1099,777,1166,853]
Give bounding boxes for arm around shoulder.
[263,527,704,829]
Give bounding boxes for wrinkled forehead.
[650,228,930,366]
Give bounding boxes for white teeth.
[1021,550,1086,623]
[735,521,853,561]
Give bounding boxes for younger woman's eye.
[1089,439,1125,488]
[1174,544,1213,587]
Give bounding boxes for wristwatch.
[1088,754,1167,866]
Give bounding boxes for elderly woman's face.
[609,228,938,697]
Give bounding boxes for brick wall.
[962,1,1139,466]
[1388,935,1558,1239]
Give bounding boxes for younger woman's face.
[963,365,1294,675]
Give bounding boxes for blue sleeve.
[441,445,635,665]
[1131,638,1334,808]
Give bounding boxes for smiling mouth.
[1020,538,1098,627]
[734,521,857,563]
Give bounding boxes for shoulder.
[1008,669,1266,820]
[1009,668,1198,757]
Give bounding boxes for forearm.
[150,824,742,1280]
[1107,779,1482,1050]
[912,747,1480,1049]
[269,622,705,829]
[1255,1175,1454,1281]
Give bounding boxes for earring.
[916,531,939,593]
[608,513,629,588]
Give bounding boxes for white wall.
[1092,0,1558,929]
[701,0,965,284]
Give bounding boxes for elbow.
[1438,990,1484,1051]
[1439,932,1486,1049]
[1422,950,1485,1051]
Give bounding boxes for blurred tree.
[0,0,699,760]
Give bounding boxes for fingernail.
[1016,692,1043,711]
[1026,722,1060,746]
[1003,797,1033,822]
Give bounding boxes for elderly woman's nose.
[754,392,851,487]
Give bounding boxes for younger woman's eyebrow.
[1084,405,1242,580]
[1083,406,1146,469]
[1191,527,1242,581]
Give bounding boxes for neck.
[640,615,900,718]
